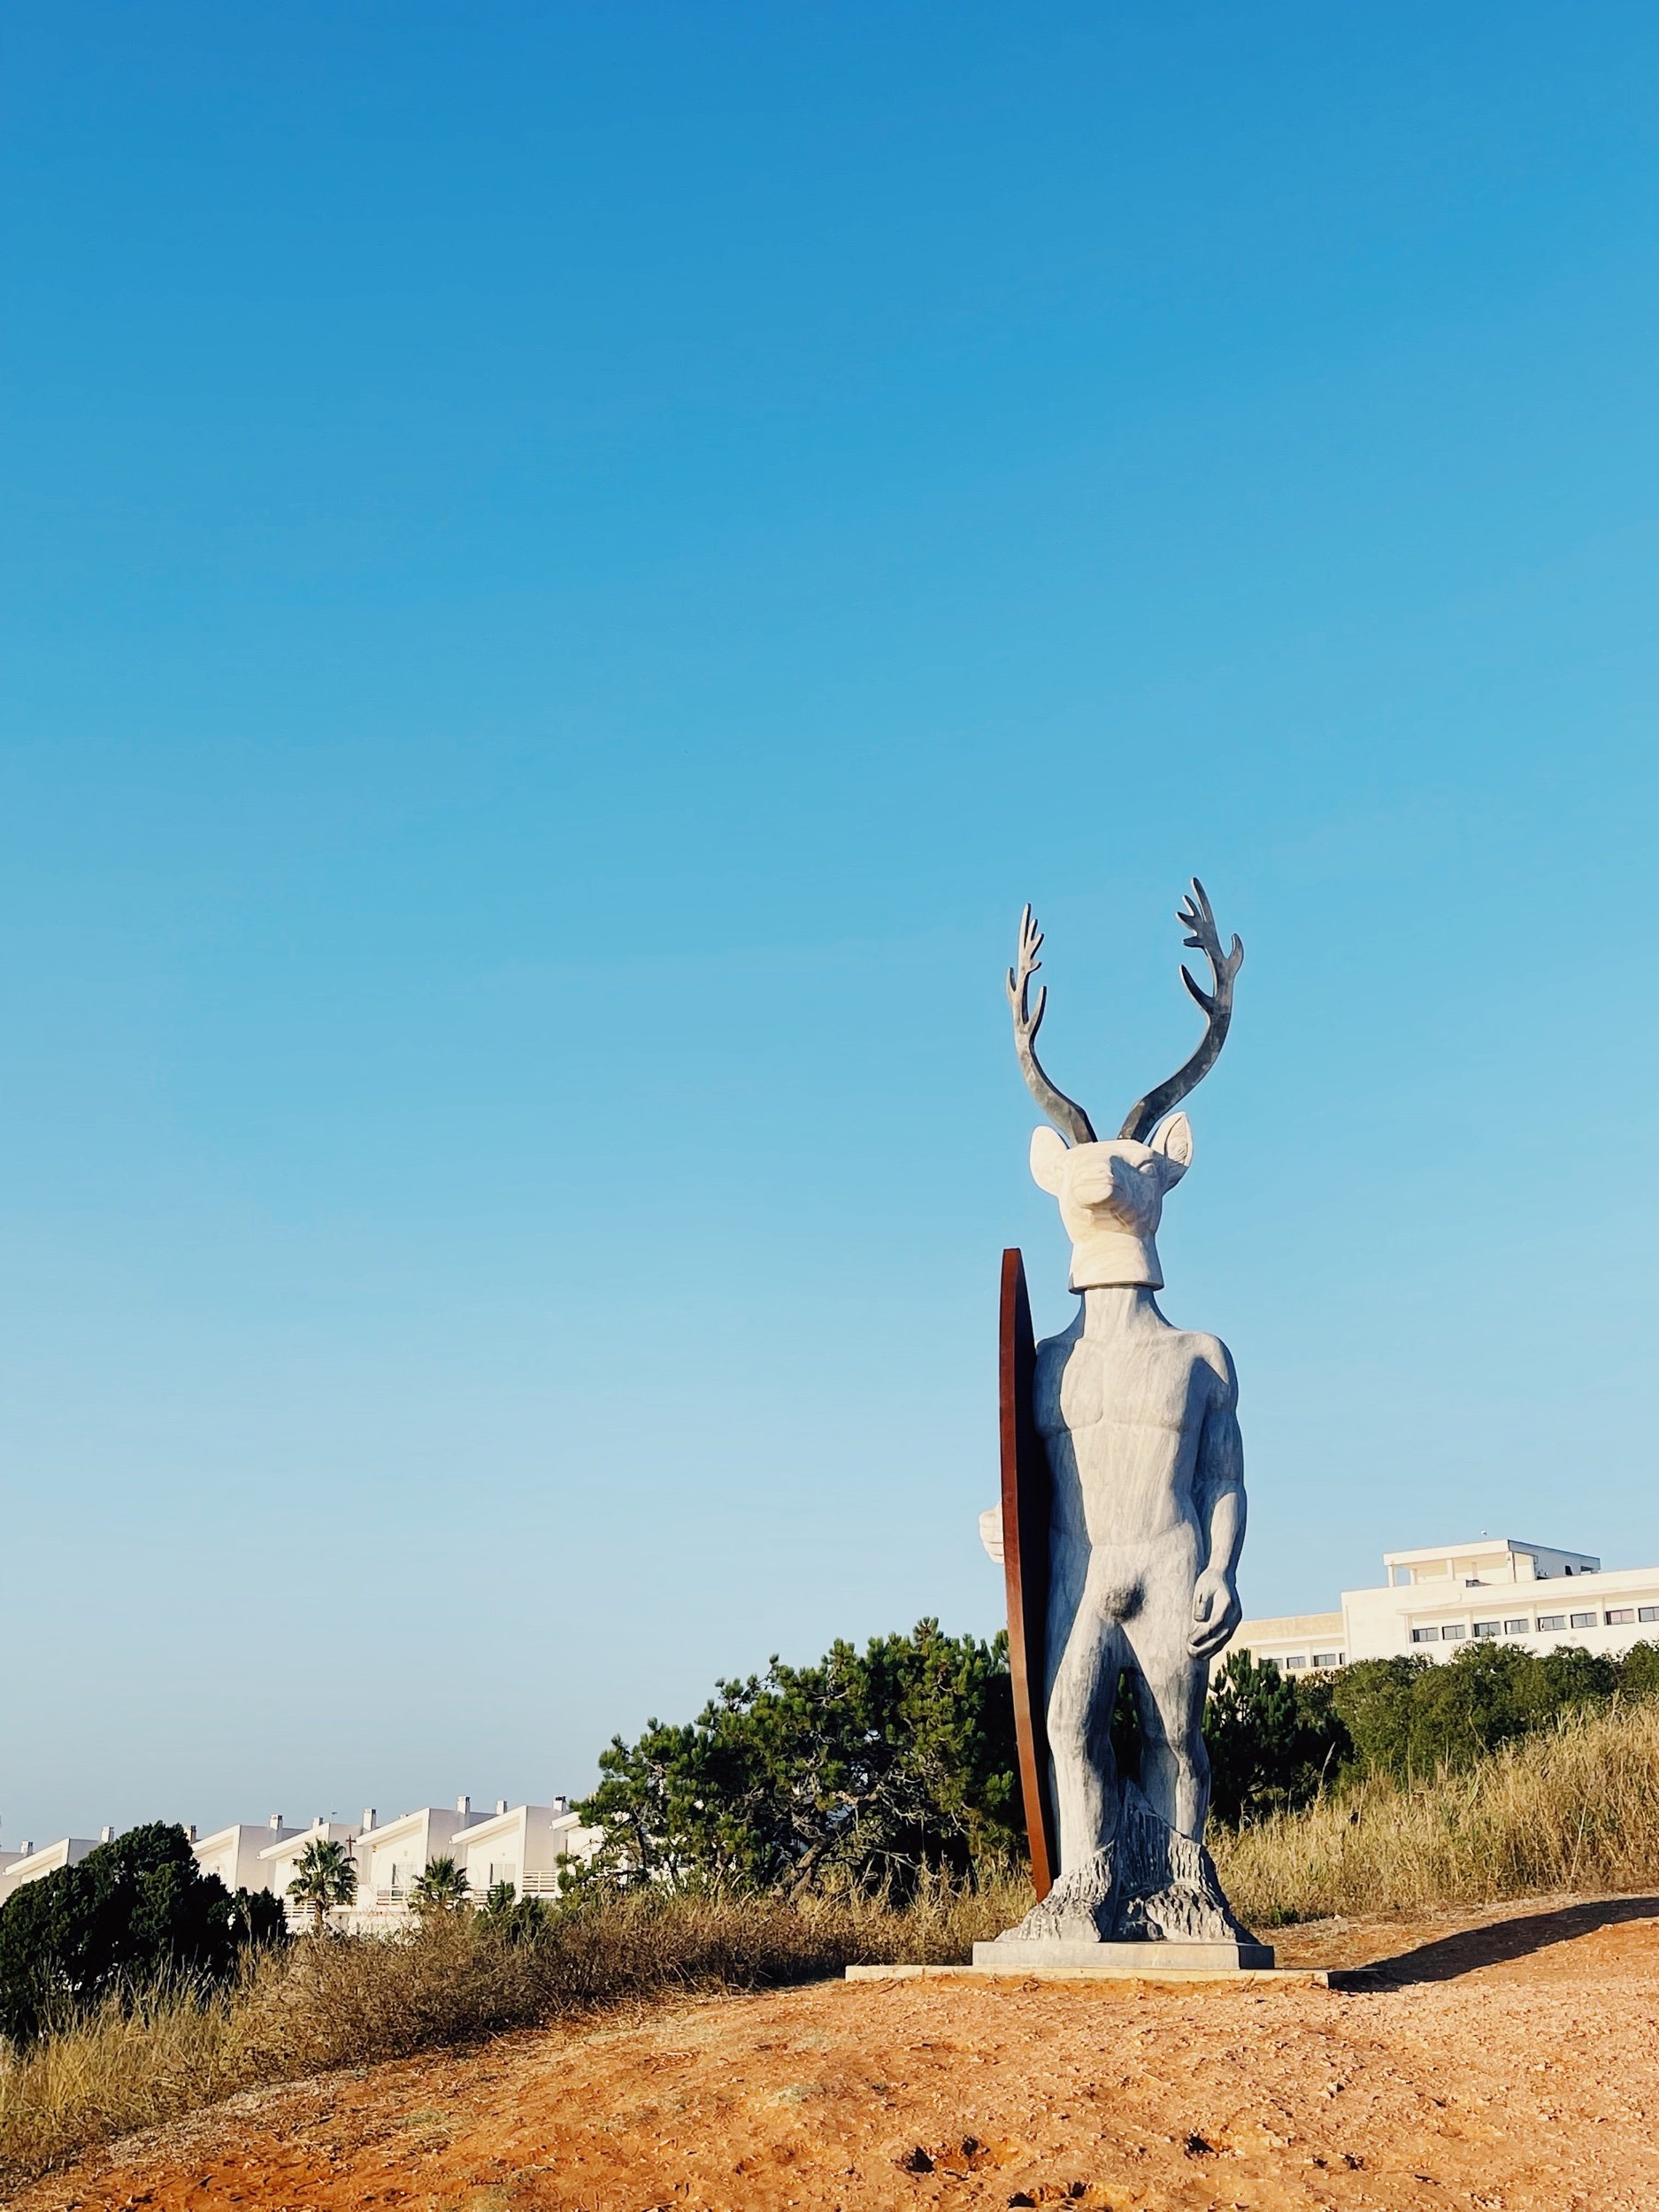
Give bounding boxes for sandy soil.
[20,1892,1659,2212]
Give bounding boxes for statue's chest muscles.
[1035,1338,1197,1444]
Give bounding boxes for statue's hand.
[979,1505,1005,1565]
[1187,1566,1241,1659]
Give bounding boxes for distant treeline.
[581,1623,1659,1891]
[1205,1638,1659,1824]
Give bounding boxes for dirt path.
[22,1893,1659,2212]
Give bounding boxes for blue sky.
[3,2,1658,1846]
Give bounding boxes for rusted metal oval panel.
[1000,1248,1057,1900]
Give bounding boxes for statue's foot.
[994,1844,1116,1944]
[992,1784,1257,1949]
[1109,1782,1254,1945]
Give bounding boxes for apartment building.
[3,1793,598,1926]
[0,1832,104,1905]
[452,1796,603,1901]
[192,1816,299,1893]
[1230,1536,1659,1672]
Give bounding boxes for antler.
[1117,879,1244,1142]
[1007,905,1097,1146]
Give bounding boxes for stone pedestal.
[972,1935,1274,1972]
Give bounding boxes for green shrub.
[0,1823,282,2046]
[1326,1640,1648,1786]
[1618,1640,1659,1700]
[1203,1649,1350,1822]
[1523,1642,1618,1719]
[476,1886,555,1944]
[579,1619,1020,1896]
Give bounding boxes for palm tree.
[287,1837,357,1936]
[408,1855,471,1917]
[479,1878,518,1926]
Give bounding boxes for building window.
[1640,1607,1659,1624]
[1570,1611,1596,1630]
[1312,1651,1342,1668]
[1504,1619,1530,1635]
[1607,1609,1635,1626]
[1538,1614,1565,1631]
[1284,1655,1308,1671]
[1442,1623,1467,1640]
[1411,1627,1440,1644]
[1472,1620,1501,1638]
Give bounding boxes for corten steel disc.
[1000,1248,1058,1900]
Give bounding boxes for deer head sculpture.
[1008,881,1243,1292]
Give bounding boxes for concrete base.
[973,1936,1274,1972]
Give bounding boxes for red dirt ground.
[20,1892,1659,2212]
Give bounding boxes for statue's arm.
[1187,1344,1245,1660]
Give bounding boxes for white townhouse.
[258,1818,362,1921]
[0,1793,601,1930]
[452,1796,603,1902]
[0,1835,100,1905]
[192,1816,298,1894]
[347,1801,469,1927]
[1231,1535,1659,1673]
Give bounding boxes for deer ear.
[1149,1111,1194,1179]
[1029,1125,1070,1193]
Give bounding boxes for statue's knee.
[1170,1737,1210,1789]
[1136,1695,1205,1765]
[1045,1701,1089,1762]
[1045,1675,1105,1763]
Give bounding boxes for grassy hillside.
[1214,1695,1659,1925]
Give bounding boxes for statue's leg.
[1128,1631,1211,1842]
[1044,1548,1124,1869]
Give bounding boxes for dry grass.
[0,1875,1025,2190]
[251,1878,1025,2078]
[1213,1695,1659,1926]
[0,1973,261,2190]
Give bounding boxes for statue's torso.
[1034,1319,1225,1560]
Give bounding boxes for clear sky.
[3,2,1657,1848]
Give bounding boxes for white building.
[192,1816,298,1894]
[0,1792,600,1929]
[259,1818,362,1923]
[452,1796,603,1901]
[0,1836,99,1905]
[1231,1536,1659,1672]
[348,1801,469,1926]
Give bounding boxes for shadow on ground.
[1352,1894,1659,1985]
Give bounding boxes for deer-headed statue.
[979,883,1268,1963]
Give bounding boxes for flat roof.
[1380,1538,1586,1565]
[1232,1612,1343,1638]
